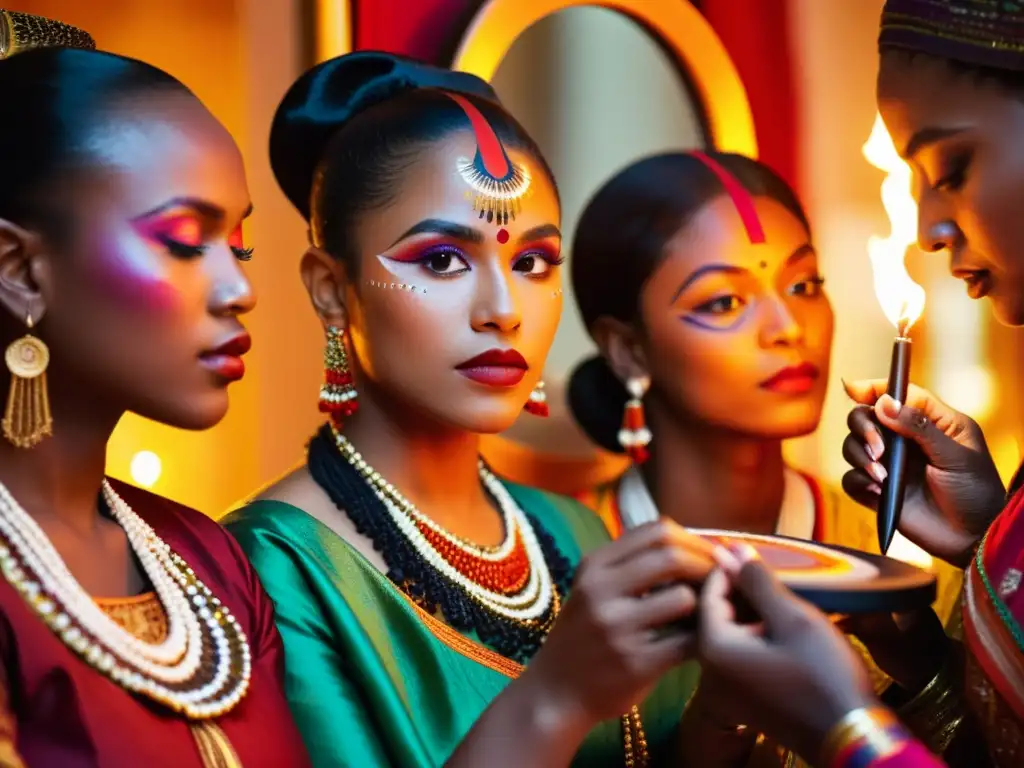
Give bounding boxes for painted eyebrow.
[389,219,484,248]
[669,245,818,303]
[670,264,744,304]
[134,197,253,221]
[902,126,967,160]
[785,244,816,266]
[517,223,561,243]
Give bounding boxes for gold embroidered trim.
[95,592,168,645]
[398,591,524,679]
[191,721,243,768]
[95,596,243,768]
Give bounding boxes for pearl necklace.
[332,428,558,625]
[0,479,251,719]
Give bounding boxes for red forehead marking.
[445,92,510,179]
[496,228,510,244]
[689,151,766,245]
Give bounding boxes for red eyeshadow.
[384,238,460,264]
[134,214,203,247]
[228,224,244,250]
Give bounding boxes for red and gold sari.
[960,488,1024,766]
[861,486,1024,768]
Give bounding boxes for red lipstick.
[455,348,528,387]
[199,333,252,382]
[759,362,819,394]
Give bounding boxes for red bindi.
[496,228,510,244]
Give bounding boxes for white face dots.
[365,279,427,295]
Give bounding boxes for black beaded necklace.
[307,424,574,663]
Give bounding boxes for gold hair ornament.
[0,10,96,59]
[444,92,532,226]
[3,313,53,449]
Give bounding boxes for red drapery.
[349,0,800,193]
[699,0,801,192]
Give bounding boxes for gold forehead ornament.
[0,10,95,59]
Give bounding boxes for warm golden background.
[9,0,1022,515]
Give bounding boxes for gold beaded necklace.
[622,705,649,767]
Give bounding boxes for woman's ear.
[0,219,50,327]
[590,316,649,384]
[300,246,349,330]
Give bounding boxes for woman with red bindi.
[223,51,719,767]
[0,14,308,767]
[567,151,962,766]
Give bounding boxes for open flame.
[862,114,934,571]
[862,114,926,333]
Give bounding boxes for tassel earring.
[3,312,53,449]
[318,325,358,426]
[524,380,549,417]
[618,376,651,465]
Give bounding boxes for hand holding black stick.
[877,317,911,554]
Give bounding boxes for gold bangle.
[0,11,95,59]
[819,706,899,766]
[898,650,965,754]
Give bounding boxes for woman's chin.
[449,402,531,436]
[988,292,1024,327]
[729,409,822,441]
[136,390,229,433]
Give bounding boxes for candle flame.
[862,114,926,333]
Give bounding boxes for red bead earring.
[618,376,651,464]
[524,380,549,417]
[318,326,358,426]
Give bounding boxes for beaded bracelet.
[821,706,915,768]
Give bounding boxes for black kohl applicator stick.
[877,316,910,555]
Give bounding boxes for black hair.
[566,151,811,453]
[881,47,1024,96]
[269,51,556,275]
[0,47,190,234]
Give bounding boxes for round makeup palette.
[691,529,937,614]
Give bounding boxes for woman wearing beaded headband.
[664,1,1024,767]
[222,51,715,767]
[0,12,307,767]
[566,150,963,766]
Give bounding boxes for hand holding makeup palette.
[692,530,936,615]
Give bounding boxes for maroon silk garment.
[0,479,309,767]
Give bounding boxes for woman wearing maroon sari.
[0,13,307,767]
[688,2,1024,767]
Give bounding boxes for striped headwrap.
[880,0,1024,71]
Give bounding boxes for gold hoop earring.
[3,312,53,448]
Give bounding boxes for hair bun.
[270,50,499,220]
[567,355,629,455]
